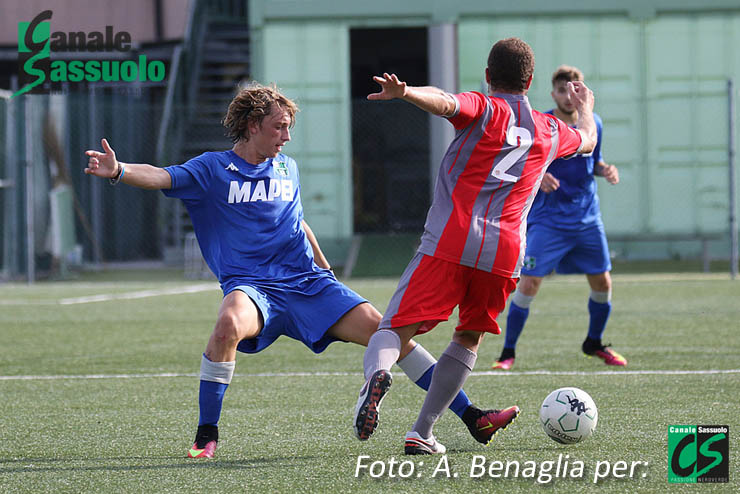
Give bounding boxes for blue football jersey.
[527,112,604,230]
[163,151,320,287]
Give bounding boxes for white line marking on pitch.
[0,283,219,306]
[1,369,739,381]
[472,369,740,376]
[58,284,218,304]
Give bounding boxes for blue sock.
[587,299,612,341]
[503,301,530,350]
[198,380,229,426]
[414,365,472,418]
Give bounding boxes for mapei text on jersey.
[228,179,295,204]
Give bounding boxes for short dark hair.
[551,65,584,86]
[487,38,535,93]
[222,82,298,143]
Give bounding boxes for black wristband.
[109,163,125,185]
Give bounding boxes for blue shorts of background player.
[493,220,626,370]
[521,223,611,277]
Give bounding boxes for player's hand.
[568,81,594,113]
[367,73,407,101]
[85,138,120,179]
[540,172,560,193]
[600,163,619,184]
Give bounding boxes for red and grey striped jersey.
[417,91,583,278]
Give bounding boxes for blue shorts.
[224,273,366,354]
[521,222,611,277]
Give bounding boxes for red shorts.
[379,253,517,335]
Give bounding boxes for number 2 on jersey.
[491,126,533,182]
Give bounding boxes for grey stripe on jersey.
[464,95,537,272]
[379,252,425,329]
[510,116,562,276]
[418,97,493,254]
[505,117,562,275]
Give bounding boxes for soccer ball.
[539,387,598,444]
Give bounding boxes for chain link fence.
[0,87,179,281]
[352,98,430,233]
[0,87,438,281]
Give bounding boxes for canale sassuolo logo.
[13,10,165,98]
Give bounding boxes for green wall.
[459,13,740,240]
[260,21,352,240]
[251,1,740,260]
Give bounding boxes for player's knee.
[519,276,542,296]
[355,302,381,327]
[326,302,382,346]
[213,312,243,347]
[603,275,612,291]
[355,304,382,340]
[359,302,382,325]
[453,330,485,350]
[589,273,612,292]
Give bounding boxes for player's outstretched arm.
[302,220,331,270]
[85,138,171,190]
[367,72,457,117]
[569,81,597,155]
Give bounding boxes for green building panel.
[458,15,644,235]
[261,21,353,240]
[252,1,740,261]
[645,13,740,235]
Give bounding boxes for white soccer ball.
[540,387,598,444]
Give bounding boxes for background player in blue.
[85,82,506,459]
[492,65,627,371]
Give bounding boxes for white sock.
[590,290,611,304]
[363,329,401,381]
[511,288,535,309]
[397,343,435,382]
[199,354,235,383]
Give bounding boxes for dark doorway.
[350,27,429,233]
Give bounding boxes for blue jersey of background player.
[492,65,627,371]
[85,82,503,459]
[527,111,604,230]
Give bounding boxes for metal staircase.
[181,17,251,159]
[157,0,250,264]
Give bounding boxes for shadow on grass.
[0,455,320,474]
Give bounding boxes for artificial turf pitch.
[1,273,738,493]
